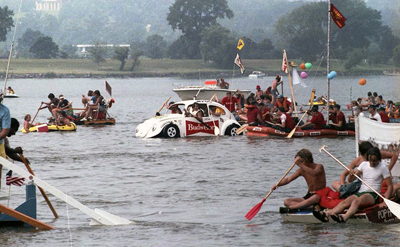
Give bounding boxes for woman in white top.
[314,147,393,223]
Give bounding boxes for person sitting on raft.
[56,111,72,127]
[299,106,325,130]
[41,93,60,118]
[378,107,390,123]
[271,149,326,210]
[313,147,393,223]
[23,114,42,133]
[246,100,262,126]
[266,106,294,133]
[323,104,346,131]
[7,86,14,94]
[331,141,398,197]
[273,94,292,114]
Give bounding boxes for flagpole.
[283,50,298,117]
[326,0,332,124]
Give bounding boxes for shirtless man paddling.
[272,149,326,209]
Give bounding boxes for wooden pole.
[326,0,332,124]
[0,203,55,230]
[284,50,298,117]
[19,154,59,218]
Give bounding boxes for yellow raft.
[21,123,77,133]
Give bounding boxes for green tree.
[167,0,234,59]
[29,36,59,59]
[89,42,107,67]
[200,25,235,68]
[145,34,167,59]
[274,0,386,61]
[113,46,130,71]
[60,44,78,59]
[0,6,13,42]
[394,45,400,68]
[129,49,143,71]
[344,49,365,70]
[17,29,44,58]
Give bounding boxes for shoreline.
[0,70,386,79]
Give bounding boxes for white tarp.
[358,116,400,147]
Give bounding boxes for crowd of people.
[274,143,399,223]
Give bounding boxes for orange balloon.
[300,63,306,70]
[359,78,367,86]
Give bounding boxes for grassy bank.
[0,58,393,78]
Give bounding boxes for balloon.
[359,78,367,86]
[300,72,307,79]
[305,63,312,69]
[330,71,337,78]
[328,73,334,79]
[300,63,306,70]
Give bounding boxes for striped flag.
[234,53,245,74]
[6,170,25,186]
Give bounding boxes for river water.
[0,75,399,246]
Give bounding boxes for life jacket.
[276,97,290,112]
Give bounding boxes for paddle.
[19,154,59,218]
[245,160,298,221]
[155,97,171,116]
[30,103,43,125]
[286,111,308,139]
[319,145,400,220]
[236,124,248,134]
[209,112,220,135]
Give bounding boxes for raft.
[279,206,399,224]
[75,118,116,125]
[21,123,77,133]
[246,126,355,138]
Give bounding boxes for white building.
[36,0,62,11]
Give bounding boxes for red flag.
[330,4,346,29]
[105,81,112,96]
[6,170,25,186]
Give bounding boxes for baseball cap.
[277,94,283,99]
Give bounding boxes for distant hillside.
[0,0,397,48]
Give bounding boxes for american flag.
[6,170,25,186]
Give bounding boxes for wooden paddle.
[245,160,298,221]
[155,97,171,116]
[19,154,59,219]
[236,124,248,134]
[319,145,400,220]
[30,103,43,125]
[286,111,308,139]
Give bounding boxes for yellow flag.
[237,38,244,50]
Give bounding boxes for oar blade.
[245,198,266,221]
[214,127,220,136]
[384,198,400,220]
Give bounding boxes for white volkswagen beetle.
[135,100,242,138]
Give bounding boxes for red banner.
[186,120,219,136]
[330,4,346,29]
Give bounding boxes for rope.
[3,0,23,95]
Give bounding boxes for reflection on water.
[0,76,399,246]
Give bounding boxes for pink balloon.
[300,72,307,79]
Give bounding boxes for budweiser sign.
[186,120,219,136]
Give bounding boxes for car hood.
[135,114,184,138]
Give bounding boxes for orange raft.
[246,126,355,138]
